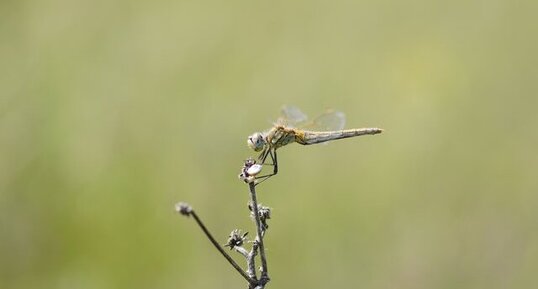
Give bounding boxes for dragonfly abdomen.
[298,128,383,145]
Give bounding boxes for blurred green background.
[1,0,537,288]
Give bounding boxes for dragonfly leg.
[259,148,270,164]
[254,149,278,186]
[263,149,278,174]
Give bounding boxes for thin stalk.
[189,210,256,284]
[248,182,269,282]
[246,241,259,280]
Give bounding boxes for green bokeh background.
[1,0,537,288]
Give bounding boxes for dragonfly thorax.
[247,132,266,152]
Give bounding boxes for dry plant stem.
[248,182,269,281]
[189,210,256,284]
[235,245,256,279]
[246,242,259,279]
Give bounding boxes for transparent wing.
[276,105,309,127]
[300,109,346,131]
[276,105,346,131]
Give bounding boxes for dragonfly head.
[247,132,265,152]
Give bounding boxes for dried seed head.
[239,158,261,183]
[224,229,249,250]
[258,205,271,220]
[246,164,263,176]
[248,203,272,231]
[175,202,192,216]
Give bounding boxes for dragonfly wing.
[277,105,309,127]
[302,110,346,131]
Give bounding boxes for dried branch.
[175,203,256,284]
[248,183,270,284]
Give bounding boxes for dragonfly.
[241,105,383,184]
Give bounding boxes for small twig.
[175,203,256,284]
[246,241,259,280]
[248,183,269,283]
[233,246,250,259]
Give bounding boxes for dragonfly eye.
[247,132,264,152]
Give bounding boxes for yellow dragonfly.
[241,105,383,184]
